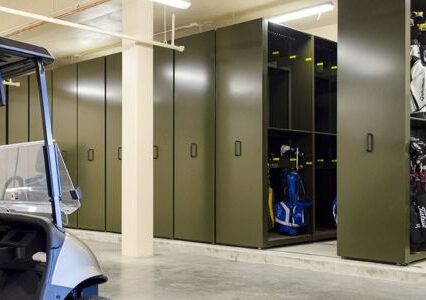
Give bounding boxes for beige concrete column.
[121,0,154,257]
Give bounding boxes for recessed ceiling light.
[269,2,335,24]
[153,0,191,9]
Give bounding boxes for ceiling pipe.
[0,5,185,52]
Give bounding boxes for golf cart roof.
[0,36,54,79]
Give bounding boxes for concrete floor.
[86,240,426,300]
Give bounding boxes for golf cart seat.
[0,214,63,300]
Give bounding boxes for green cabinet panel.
[52,65,78,228]
[216,19,266,248]
[29,71,52,141]
[106,53,122,233]
[337,0,410,263]
[77,58,106,231]
[174,31,216,242]
[8,76,29,144]
[154,47,174,238]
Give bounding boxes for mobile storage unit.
[7,76,29,144]
[338,0,426,264]
[106,53,122,233]
[77,57,106,231]
[216,19,337,248]
[153,47,174,238]
[174,31,216,243]
[153,31,216,243]
[52,64,79,227]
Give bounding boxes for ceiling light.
[153,0,191,9]
[269,2,335,24]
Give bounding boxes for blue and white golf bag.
[274,170,312,235]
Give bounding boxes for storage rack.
[216,19,337,248]
[338,0,426,264]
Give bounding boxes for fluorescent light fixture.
[269,2,335,24]
[153,0,191,9]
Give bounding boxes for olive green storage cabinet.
[154,31,216,243]
[338,0,426,264]
[52,64,79,227]
[216,19,337,248]
[4,54,122,231]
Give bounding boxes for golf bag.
[410,137,426,251]
[274,170,311,235]
[411,194,426,251]
[411,11,426,116]
[332,197,337,224]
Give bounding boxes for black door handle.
[153,145,159,159]
[235,141,242,157]
[118,147,122,160]
[190,143,198,158]
[366,133,374,152]
[88,149,95,161]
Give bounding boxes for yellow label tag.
[305,162,312,165]
[289,158,296,162]
[305,57,313,62]
[331,65,338,70]
[273,158,280,161]
[317,159,325,163]
[272,51,280,55]
[332,159,337,163]
[289,55,297,59]
[316,62,324,67]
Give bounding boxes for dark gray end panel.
[216,19,265,248]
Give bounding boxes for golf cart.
[0,38,107,299]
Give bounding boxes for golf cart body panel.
[52,232,104,289]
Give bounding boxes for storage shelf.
[268,158,313,170]
[409,251,426,263]
[313,228,337,241]
[268,127,313,135]
[316,161,337,170]
[314,131,337,136]
[266,232,312,247]
[410,117,426,127]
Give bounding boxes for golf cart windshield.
[0,141,80,224]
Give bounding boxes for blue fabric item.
[332,197,337,223]
[275,170,312,235]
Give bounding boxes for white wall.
[305,24,338,42]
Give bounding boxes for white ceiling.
[0,0,337,60]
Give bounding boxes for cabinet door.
[8,76,29,144]
[174,31,216,242]
[52,65,78,228]
[29,71,52,141]
[106,53,122,233]
[216,19,265,248]
[154,47,174,238]
[77,58,106,231]
[338,0,409,263]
